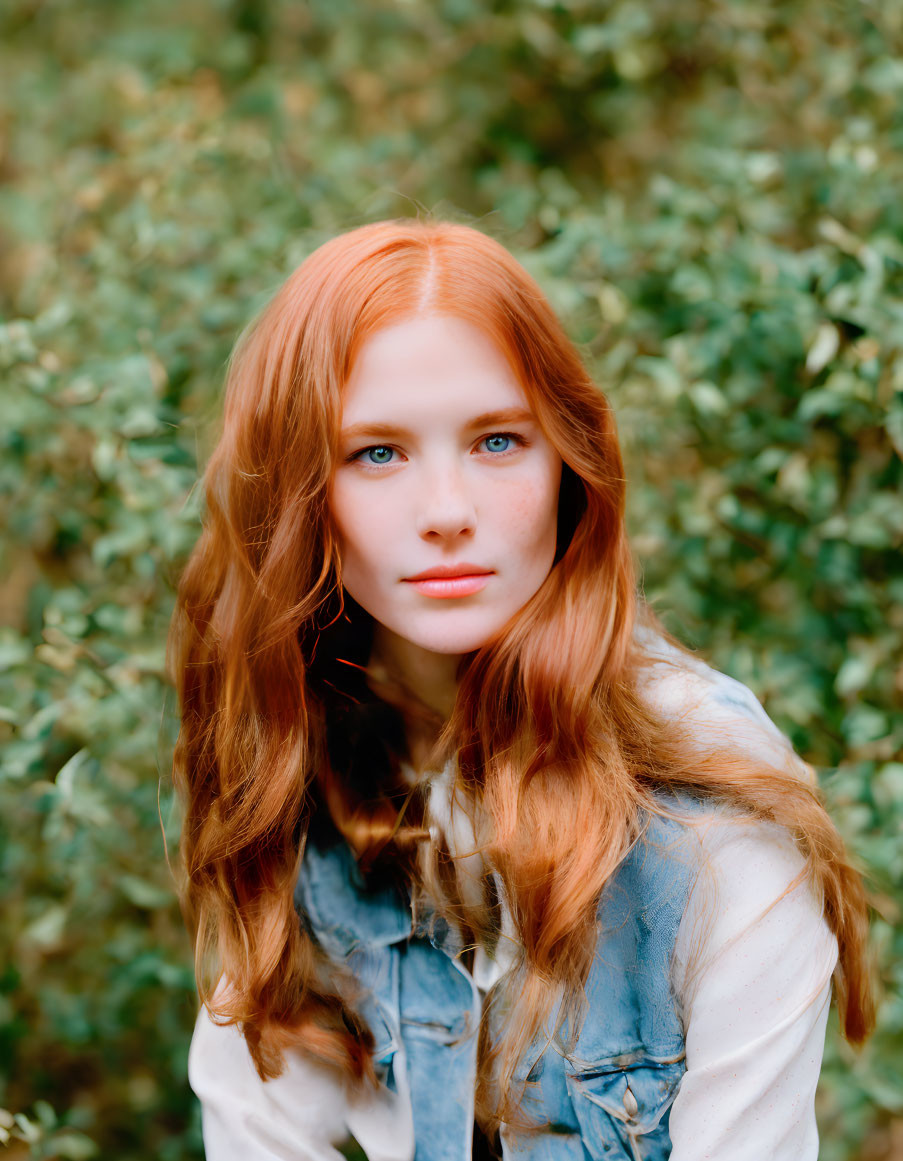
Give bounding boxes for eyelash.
[346,431,529,470]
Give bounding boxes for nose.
[414,459,477,541]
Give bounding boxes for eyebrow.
[340,407,537,442]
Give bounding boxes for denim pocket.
[566,1055,685,1161]
[399,1013,473,1045]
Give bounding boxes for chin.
[390,615,489,654]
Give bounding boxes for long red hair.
[167,216,873,1132]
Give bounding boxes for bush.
[1,1,900,1156]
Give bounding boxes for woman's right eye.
[348,445,395,467]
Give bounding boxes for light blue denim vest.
[295,794,704,1161]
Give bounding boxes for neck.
[369,623,463,720]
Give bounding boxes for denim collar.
[295,838,411,957]
[296,794,704,965]
[296,837,466,960]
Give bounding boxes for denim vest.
[295,795,704,1161]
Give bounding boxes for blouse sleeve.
[188,996,415,1161]
[667,814,839,1161]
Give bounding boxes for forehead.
[340,314,530,424]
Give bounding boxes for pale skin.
[328,313,563,769]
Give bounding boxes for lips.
[404,563,494,581]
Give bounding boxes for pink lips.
[403,564,494,599]
[406,574,492,598]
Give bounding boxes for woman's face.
[329,314,563,667]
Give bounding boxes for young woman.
[168,217,874,1161]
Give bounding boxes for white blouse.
[188,650,839,1160]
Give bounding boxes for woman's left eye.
[481,432,523,454]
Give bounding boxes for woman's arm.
[668,814,839,1161]
[188,999,415,1161]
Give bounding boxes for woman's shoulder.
[632,622,816,782]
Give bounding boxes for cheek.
[491,471,560,544]
[329,481,399,566]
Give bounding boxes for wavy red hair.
[167,216,874,1133]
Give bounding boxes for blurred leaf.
[1,1,901,1158]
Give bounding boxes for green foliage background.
[1,0,901,1157]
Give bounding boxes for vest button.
[623,1084,639,1118]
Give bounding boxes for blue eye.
[347,432,526,470]
[346,444,395,467]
